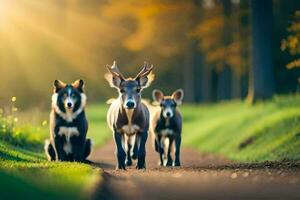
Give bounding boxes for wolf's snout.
[67,102,73,108]
[166,112,171,117]
[163,108,173,118]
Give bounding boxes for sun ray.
[0,0,99,79]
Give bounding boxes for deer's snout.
[124,99,136,109]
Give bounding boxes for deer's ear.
[152,89,164,103]
[138,71,155,88]
[104,62,124,89]
[172,89,184,105]
[72,79,84,93]
[136,64,155,89]
[53,80,66,93]
[104,72,122,88]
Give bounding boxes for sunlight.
[0,0,103,83]
[0,0,12,26]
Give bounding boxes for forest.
[0,0,300,107]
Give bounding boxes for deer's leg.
[174,136,181,166]
[126,143,132,166]
[132,136,138,160]
[125,135,134,166]
[114,131,126,170]
[136,130,148,169]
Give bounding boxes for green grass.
[0,103,110,200]
[182,95,300,162]
[0,143,101,200]
[86,104,111,147]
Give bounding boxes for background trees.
[0,0,299,107]
[281,11,300,69]
[247,0,274,103]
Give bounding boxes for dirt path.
[90,140,300,200]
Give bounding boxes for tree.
[217,0,233,100]
[247,0,274,103]
[191,0,244,101]
[281,11,300,69]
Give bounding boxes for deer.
[150,89,184,167]
[105,61,154,170]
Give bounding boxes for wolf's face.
[56,85,82,112]
[152,89,184,119]
[52,80,87,115]
[159,98,177,119]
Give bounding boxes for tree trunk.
[239,0,250,99]
[217,65,232,100]
[247,0,274,103]
[217,0,233,100]
[231,72,241,99]
[183,0,203,103]
[183,42,196,102]
[193,51,205,103]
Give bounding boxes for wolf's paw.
[44,139,55,161]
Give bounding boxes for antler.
[135,62,154,79]
[106,61,125,80]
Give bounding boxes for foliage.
[0,97,47,149]
[191,1,246,75]
[103,0,196,57]
[281,10,300,69]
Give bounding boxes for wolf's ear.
[53,80,66,93]
[152,89,164,103]
[172,89,184,105]
[72,79,84,93]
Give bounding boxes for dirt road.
[91,140,300,200]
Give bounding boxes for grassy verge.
[0,143,101,200]
[0,102,110,200]
[182,95,300,162]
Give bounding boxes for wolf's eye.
[120,88,125,93]
[136,88,141,93]
[71,93,76,97]
[63,94,67,98]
